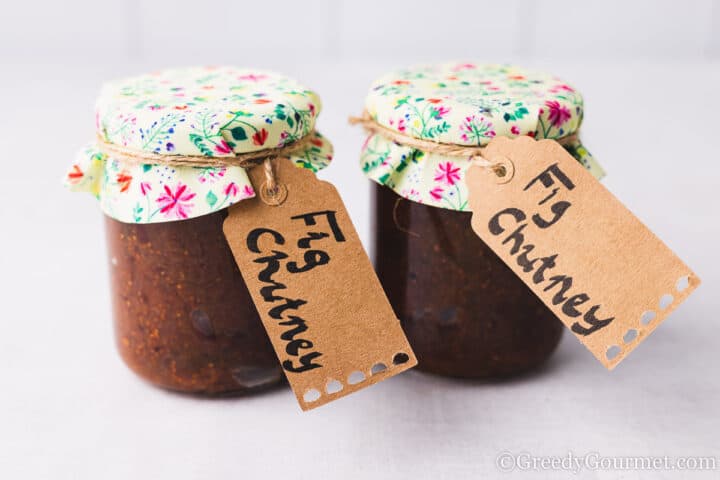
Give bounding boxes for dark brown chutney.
[373,184,563,378]
[105,211,282,394]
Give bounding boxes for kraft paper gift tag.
[467,136,700,369]
[224,158,417,410]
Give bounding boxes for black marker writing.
[244,211,346,373]
[489,164,613,335]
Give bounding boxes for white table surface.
[1,59,718,480]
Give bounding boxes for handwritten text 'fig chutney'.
[245,210,345,373]
[487,163,614,336]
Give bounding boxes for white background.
[1,1,719,479]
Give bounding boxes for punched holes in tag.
[300,351,412,406]
[605,274,696,363]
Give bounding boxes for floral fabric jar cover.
[66,66,333,223]
[360,62,603,211]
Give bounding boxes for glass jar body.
[105,212,282,394]
[372,184,563,377]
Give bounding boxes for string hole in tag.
[259,183,288,206]
[392,352,410,365]
[303,388,321,403]
[325,379,343,395]
[258,157,288,206]
[370,363,387,375]
[347,371,366,385]
[623,329,638,344]
[490,156,514,184]
[606,345,621,361]
[640,310,657,326]
[676,275,690,292]
[659,294,674,310]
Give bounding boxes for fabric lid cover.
[360,62,603,211]
[66,66,333,223]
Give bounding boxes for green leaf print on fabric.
[361,135,392,174]
[189,133,214,156]
[133,203,143,223]
[230,126,248,141]
[206,190,218,207]
[393,96,452,140]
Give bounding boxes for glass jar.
[66,67,333,394]
[359,63,604,377]
[106,211,282,393]
[373,185,563,377]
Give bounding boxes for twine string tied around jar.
[349,111,580,237]
[95,132,317,205]
[349,111,579,179]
